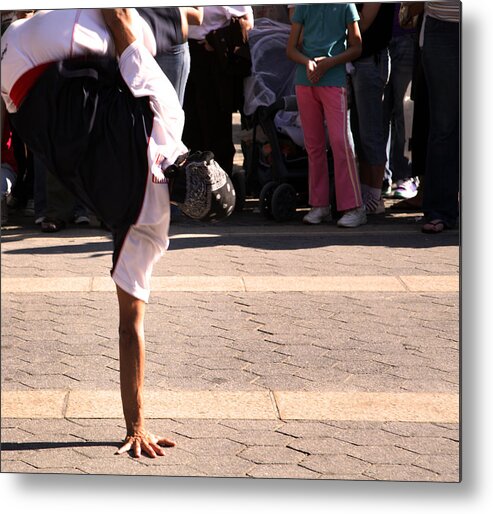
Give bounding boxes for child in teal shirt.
[287,3,366,228]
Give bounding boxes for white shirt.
[188,6,253,41]
[1,8,156,112]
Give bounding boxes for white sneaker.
[364,193,385,215]
[74,214,90,225]
[337,206,367,228]
[393,178,419,199]
[303,207,332,225]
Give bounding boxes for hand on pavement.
[116,429,176,458]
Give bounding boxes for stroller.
[239,18,335,222]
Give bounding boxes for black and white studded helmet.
[166,151,236,222]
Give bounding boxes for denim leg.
[421,17,460,227]
[154,42,190,106]
[351,50,390,167]
[383,35,414,182]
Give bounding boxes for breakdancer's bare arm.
[115,286,175,458]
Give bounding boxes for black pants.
[11,58,153,268]
[183,40,242,175]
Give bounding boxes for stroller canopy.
[243,18,296,117]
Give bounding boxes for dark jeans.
[383,34,415,182]
[421,16,460,227]
[350,49,390,167]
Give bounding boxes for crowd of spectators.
[1,2,460,234]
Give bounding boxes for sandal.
[422,219,445,234]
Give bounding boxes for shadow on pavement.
[1,441,120,451]
[2,228,459,255]
[2,206,459,255]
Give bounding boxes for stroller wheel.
[259,181,278,218]
[271,183,297,222]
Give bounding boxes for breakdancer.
[1,8,235,458]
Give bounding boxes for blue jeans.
[383,34,415,182]
[350,48,390,167]
[421,16,460,227]
[154,42,191,107]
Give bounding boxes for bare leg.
[367,164,386,190]
[360,160,386,190]
[115,286,175,458]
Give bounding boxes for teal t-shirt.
[292,3,359,87]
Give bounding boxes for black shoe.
[41,218,66,233]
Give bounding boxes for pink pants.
[296,85,362,212]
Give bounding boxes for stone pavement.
[1,132,460,480]
[1,199,460,481]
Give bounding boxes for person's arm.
[286,21,317,83]
[115,286,176,458]
[357,2,381,33]
[238,9,254,31]
[311,21,362,83]
[181,6,203,26]
[403,2,425,18]
[179,7,203,41]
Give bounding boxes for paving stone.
[363,463,443,482]
[218,419,285,432]
[345,445,420,465]
[11,448,93,470]
[171,420,239,439]
[8,418,77,437]
[381,422,459,438]
[227,430,297,447]
[177,437,246,455]
[246,464,321,479]
[73,456,149,475]
[300,454,370,475]
[188,455,254,476]
[129,464,207,477]
[277,421,342,439]
[395,436,459,455]
[412,454,460,479]
[238,446,306,465]
[0,460,41,473]
[328,428,411,447]
[287,437,358,456]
